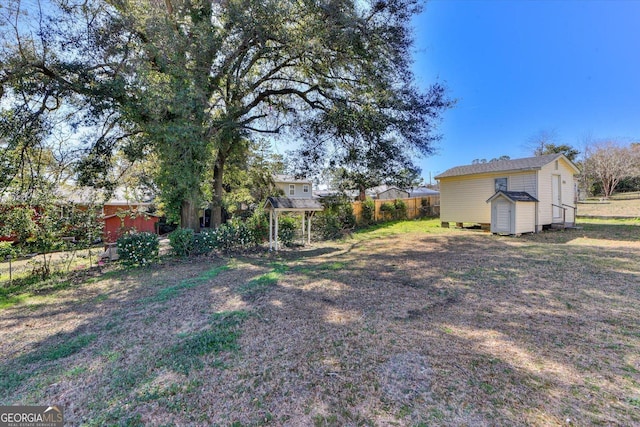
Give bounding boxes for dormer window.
[289,184,295,196]
[303,184,309,193]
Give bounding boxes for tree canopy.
[1,0,451,229]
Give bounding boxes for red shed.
[103,202,160,242]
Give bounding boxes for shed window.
[555,160,559,170]
[303,184,309,193]
[495,177,507,192]
[289,184,295,195]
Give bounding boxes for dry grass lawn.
[1,219,639,426]
[577,197,640,218]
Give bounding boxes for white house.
[273,174,313,199]
[435,154,580,234]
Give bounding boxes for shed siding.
[515,203,536,234]
[508,173,537,196]
[439,171,536,224]
[440,176,493,223]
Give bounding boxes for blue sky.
[411,0,640,182]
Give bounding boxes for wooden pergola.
[264,197,324,251]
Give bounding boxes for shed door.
[493,199,512,233]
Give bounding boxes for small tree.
[584,141,638,198]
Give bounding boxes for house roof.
[435,153,578,179]
[264,197,324,211]
[54,185,155,206]
[367,185,409,195]
[408,187,440,197]
[273,174,312,184]
[486,190,539,203]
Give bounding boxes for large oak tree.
[1,0,451,229]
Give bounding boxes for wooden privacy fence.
[352,196,440,224]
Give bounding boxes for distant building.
[273,175,313,199]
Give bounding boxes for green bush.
[117,232,159,266]
[193,229,217,255]
[361,198,375,225]
[0,242,17,259]
[215,220,257,252]
[246,208,269,244]
[313,212,344,240]
[380,201,396,220]
[169,228,195,257]
[393,199,407,219]
[277,216,297,247]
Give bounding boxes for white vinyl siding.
[275,181,314,199]
[514,202,536,234]
[440,176,495,223]
[508,173,537,196]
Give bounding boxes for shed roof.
[264,197,324,211]
[486,190,539,203]
[435,153,577,179]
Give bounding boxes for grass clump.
[238,262,287,298]
[164,311,248,375]
[0,333,96,397]
[145,264,230,304]
[23,333,97,363]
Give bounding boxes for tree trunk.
[211,156,225,227]
[181,195,201,232]
[358,184,366,201]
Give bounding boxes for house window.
[495,177,507,192]
[555,160,559,170]
[289,184,295,196]
[303,184,309,193]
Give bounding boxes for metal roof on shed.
[435,153,570,179]
[486,190,539,203]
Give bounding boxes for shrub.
[117,232,159,266]
[193,229,217,255]
[169,228,194,257]
[0,242,17,260]
[361,198,375,225]
[277,216,297,247]
[215,220,256,252]
[246,208,269,244]
[393,199,407,219]
[313,212,344,240]
[380,202,396,220]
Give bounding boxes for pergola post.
[269,209,273,251]
[301,212,306,246]
[274,211,279,251]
